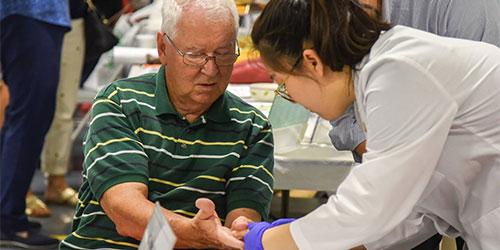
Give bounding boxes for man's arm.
[225,117,274,223]
[101,182,243,249]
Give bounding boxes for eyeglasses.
[273,57,302,102]
[274,75,294,102]
[163,33,240,67]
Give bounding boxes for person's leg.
[41,18,85,205]
[455,237,465,250]
[411,233,441,250]
[0,14,65,236]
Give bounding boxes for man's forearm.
[100,183,207,248]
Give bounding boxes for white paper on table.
[112,46,159,64]
[227,84,251,99]
[139,202,177,250]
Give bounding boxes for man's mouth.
[198,82,216,86]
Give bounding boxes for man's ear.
[156,32,168,65]
[302,49,325,77]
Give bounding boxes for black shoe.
[0,230,59,249]
[28,221,42,231]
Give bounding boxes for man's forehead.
[174,18,236,48]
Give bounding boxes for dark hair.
[251,0,391,73]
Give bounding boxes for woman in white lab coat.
[235,0,500,249]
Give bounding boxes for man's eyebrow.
[182,40,235,53]
[184,46,201,52]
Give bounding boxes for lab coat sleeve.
[364,212,438,250]
[289,56,458,250]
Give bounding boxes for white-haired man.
[61,0,274,249]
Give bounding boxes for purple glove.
[244,218,296,250]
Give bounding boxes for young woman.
[236,0,500,249]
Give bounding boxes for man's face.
[157,10,237,110]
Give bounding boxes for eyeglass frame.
[274,56,302,102]
[163,33,240,67]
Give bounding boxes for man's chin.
[192,93,223,106]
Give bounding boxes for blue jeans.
[0,15,66,233]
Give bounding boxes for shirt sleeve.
[225,120,274,220]
[290,56,458,249]
[83,85,149,201]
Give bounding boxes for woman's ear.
[302,49,325,77]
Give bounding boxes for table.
[273,144,354,217]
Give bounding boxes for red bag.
[230,59,273,84]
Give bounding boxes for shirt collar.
[154,65,230,122]
[154,65,179,116]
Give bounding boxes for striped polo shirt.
[61,65,274,249]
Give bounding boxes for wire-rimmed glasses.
[163,33,240,67]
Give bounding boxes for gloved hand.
[243,218,296,250]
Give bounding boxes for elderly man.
[61,0,274,249]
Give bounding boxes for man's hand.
[191,198,244,249]
[230,216,254,240]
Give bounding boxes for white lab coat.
[290,26,500,250]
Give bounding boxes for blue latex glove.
[244,218,296,250]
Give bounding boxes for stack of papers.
[139,202,177,250]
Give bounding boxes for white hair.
[161,0,239,38]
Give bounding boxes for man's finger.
[231,228,248,240]
[194,198,216,220]
[231,216,252,231]
[218,227,244,249]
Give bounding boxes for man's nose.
[201,57,219,77]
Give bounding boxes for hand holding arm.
[100,183,243,249]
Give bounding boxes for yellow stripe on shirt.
[232,165,274,180]
[71,232,139,248]
[135,127,247,148]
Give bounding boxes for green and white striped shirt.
[61,66,274,249]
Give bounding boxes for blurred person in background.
[24,0,88,218]
[0,0,70,248]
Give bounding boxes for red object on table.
[230,58,273,84]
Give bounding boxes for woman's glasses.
[274,75,294,102]
[273,56,302,102]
